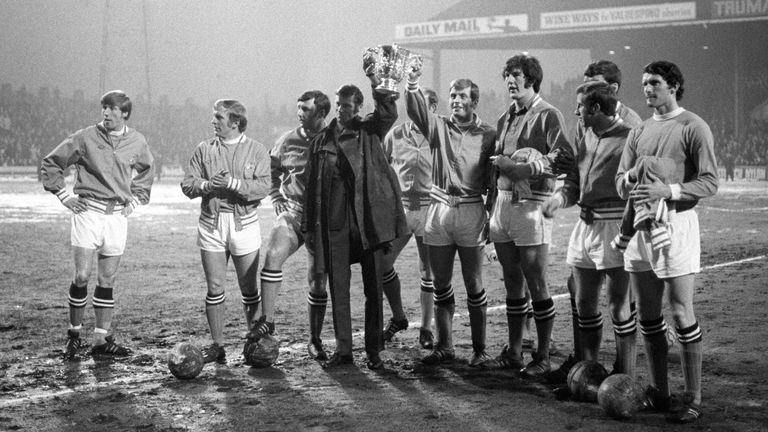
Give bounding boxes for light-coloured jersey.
[560,117,631,209]
[382,122,432,204]
[269,127,315,211]
[494,94,573,200]
[181,134,270,230]
[616,109,719,211]
[406,83,495,197]
[41,124,154,205]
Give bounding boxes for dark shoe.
[418,328,434,350]
[642,385,671,412]
[322,352,354,369]
[366,354,384,370]
[421,347,456,365]
[469,350,491,367]
[307,338,328,361]
[480,345,524,370]
[91,335,132,357]
[547,354,577,384]
[553,386,572,401]
[521,352,551,378]
[382,318,409,342]
[201,343,226,364]
[63,329,89,360]
[667,393,702,423]
[246,316,274,343]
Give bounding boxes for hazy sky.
[0,0,588,111]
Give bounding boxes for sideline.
[1,254,766,408]
[479,254,768,315]
[699,206,768,213]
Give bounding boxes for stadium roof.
[394,0,768,50]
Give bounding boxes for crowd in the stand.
[1,82,766,169]
[0,83,293,170]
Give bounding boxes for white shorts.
[566,219,625,270]
[71,210,128,256]
[424,201,487,247]
[624,209,701,278]
[489,192,552,246]
[404,206,428,237]
[198,212,261,256]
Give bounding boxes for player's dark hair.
[100,90,132,120]
[502,54,543,93]
[298,90,331,118]
[449,78,479,103]
[643,60,685,101]
[213,99,248,132]
[584,60,622,88]
[576,81,617,116]
[336,85,364,106]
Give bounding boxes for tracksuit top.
[381,122,433,208]
[559,118,632,213]
[269,126,318,212]
[181,134,270,231]
[406,82,496,199]
[41,123,154,206]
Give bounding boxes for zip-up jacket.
[489,94,574,207]
[269,127,316,212]
[181,134,270,231]
[406,82,496,199]
[382,121,433,209]
[41,124,154,207]
[559,118,631,214]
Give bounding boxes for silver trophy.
[364,44,423,94]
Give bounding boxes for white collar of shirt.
[221,133,244,145]
[107,125,127,136]
[652,107,685,121]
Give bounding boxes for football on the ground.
[243,334,279,368]
[567,360,608,402]
[167,342,205,379]
[597,373,647,419]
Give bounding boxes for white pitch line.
[700,255,766,271]
[476,254,768,316]
[699,206,768,213]
[0,374,165,408]
[1,255,765,407]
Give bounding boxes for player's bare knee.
[98,273,117,286]
[205,279,226,297]
[73,272,90,287]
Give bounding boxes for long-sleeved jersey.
[181,134,270,231]
[559,118,631,213]
[269,127,316,211]
[616,108,718,212]
[406,82,496,198]
[493,94,573,202]
[41,124,154,206]
[381,122,432,208]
